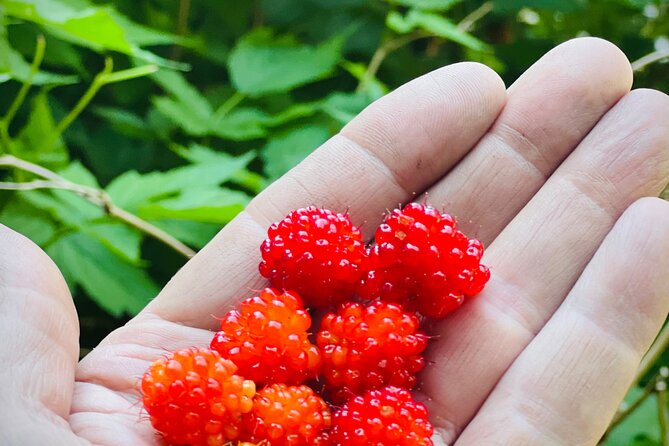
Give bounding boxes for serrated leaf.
[106,152,255,211]
[387,10,490,52]
[261,126,331,180]
[152,69,213,119]
[152,96,209,136]
[93,106,153,139]
[151,219,221,249]
[0,198,57,245]
[175,144,266,193]
[82,222,142,265]
[208,103,318,140]
[47,232,158,316]
[321,91,374,125]
[14,91,69,168]
[387,0,462,11]
[228,29,345,96]
[4,0,181,67]
[139,188,249,223]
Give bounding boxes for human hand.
[1,37,668,446]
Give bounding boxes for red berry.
[210,288,321,385]
[242,384,332,446]
[330,386,433,446]
[141,347,256,446]
[359,203,490,319]
[259,207,366,308]
[317,301,428,402]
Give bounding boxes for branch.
[0,155,196,259]
[458,2,494,32]
[357,31,428,92]
[632,49,669,72]
[635,320,669,387]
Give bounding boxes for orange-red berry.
[317,301,428,402]
[359,203,490,319]
[141,347,256,446]
[259,207,366,308]
[330,386,433,446]
[210,288,321,385]
[242,384,332,445]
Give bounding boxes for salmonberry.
[241,384,332,446]
[210,288,321,385]
[140,347,256,446]
[317,301,428,402]
[330,386,433,446]
[259,207,366,308]
[359,203,490,319]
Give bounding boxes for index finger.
[146,62,506,328]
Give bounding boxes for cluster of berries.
[141,204,490,445]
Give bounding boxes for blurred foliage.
[0,0,668,442]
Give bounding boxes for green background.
[0,0,667,443]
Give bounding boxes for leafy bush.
[0,0,667,443]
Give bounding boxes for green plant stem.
[49,57,113,147]
[357,31,428,92]
[212,92,246,121]
[632,49,669,71]
[635,321,669,387]
[0,35,46,154]
[458,1,494,32]
[0,155,196,259]
[658,381,669,446]
[171,0,191,60]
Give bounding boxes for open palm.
[3,37,669,446]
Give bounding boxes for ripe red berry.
[141,347,256,446]
[210,288,321,385]
[259,207,366,308]
[316,301,428,402]
[330,386,433,446]
[242,384,332,446]
[359,203,490,319]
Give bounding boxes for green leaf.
[228,29,345,96]
[106,152,255,211]
[14,91,69,168]
[150,219,221,249]
[152,69,213,119]
[261,126,331,180]
[493,0,585,12]
[93,106,153,139]
[0,198,57,245]
[387,10,490,52]
[47,232,158,316]
[82,222,142,265]
[17,162,103,227]
[4,0,182,67]
[321,91,374,125]
[152,96,209,135]
[387,0,462,11]
[0,32,78,85]
[208,103,318,140]
[174,144,266,193]
[139,188,249,223]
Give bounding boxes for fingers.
[454,198,669,445]
[0,225,84,444]
[420,88,669,441]
[146,63,506,328]
[423,37,633,244]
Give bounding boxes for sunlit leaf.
[386,0,462,11]
[228,29,346,96]
[139,188,249,223]
[261,126,331,180]
[47,232,158,316]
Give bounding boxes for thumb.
[0,224,82,444]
